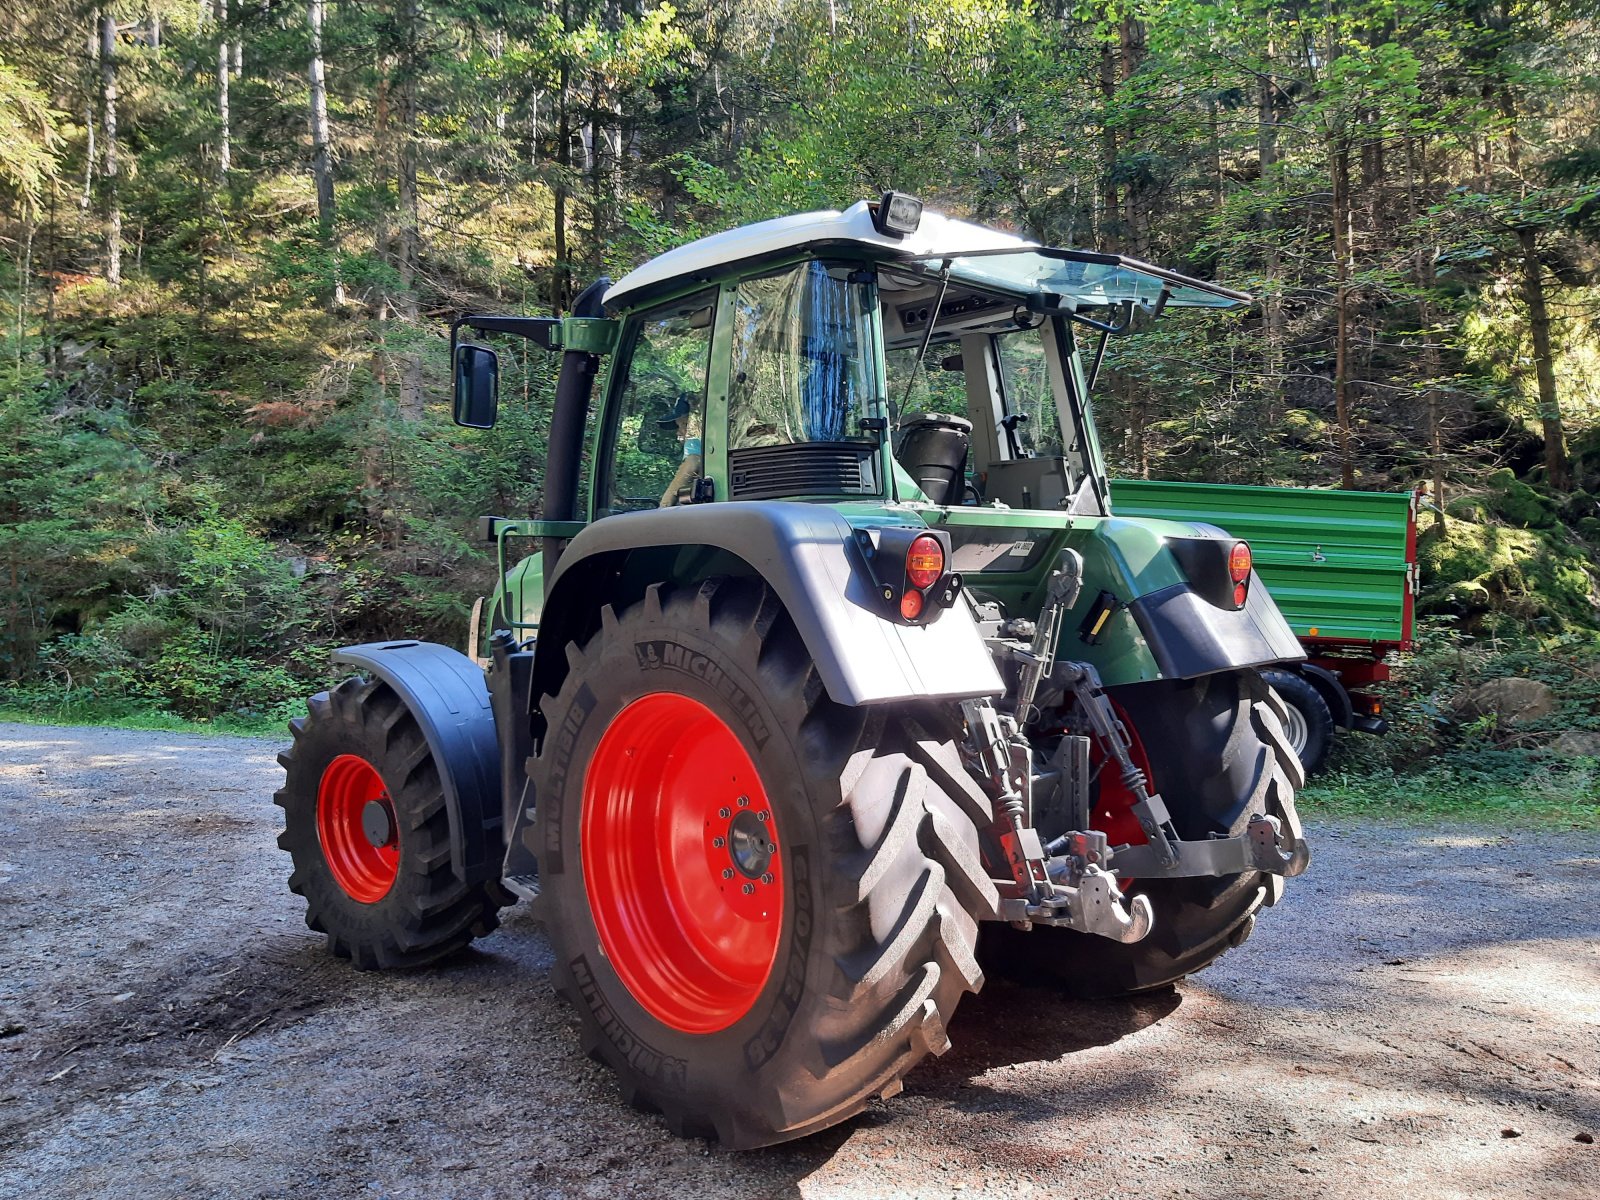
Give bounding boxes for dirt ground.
[1,721,1597,1200]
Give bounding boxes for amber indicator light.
[1228,541,1253,584]
[905,534,945,591]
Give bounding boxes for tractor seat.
[896,412,972,506]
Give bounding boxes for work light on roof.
[873,191,923,238]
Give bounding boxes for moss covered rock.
[1481,467,1560,529]
[1419,515,1598,628]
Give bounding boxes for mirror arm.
[452,314,562,349]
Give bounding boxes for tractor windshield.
[898,247,1250,311]
[727,262,877,449]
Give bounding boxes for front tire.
[275,676,510,969]
[985,669,1302,999]
[531,580,998,1148]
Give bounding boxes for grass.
[1300,766,1600,830]
[0,702,287,740]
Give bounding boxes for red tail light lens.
[1233,581,1248,608]
[900,589,925,620]
[905,534,945,590]
[1228,541,1252,584]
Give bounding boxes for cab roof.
[603,199,1251,314]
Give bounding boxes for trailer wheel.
[531,579,997,1148]
[984,669,1301,999]
[1260,667,1334,775]
[275,676,510,969]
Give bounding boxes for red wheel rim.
[317,753,401,903]
[582,693,783,1035]
[1090,701,1155,889]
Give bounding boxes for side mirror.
[453,343,499,429]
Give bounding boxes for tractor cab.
[568,194,1248,522]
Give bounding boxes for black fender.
[1124,576,1306,680]
[1293,661,1355,729]
[331,641,503,885]
[532,501,1004,708]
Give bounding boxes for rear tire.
[275,676,511,969]
[1260,667,1334,776]
[531,579,997,1148]
[984,669,1302,999]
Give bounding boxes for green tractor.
[275,194,1310,1149]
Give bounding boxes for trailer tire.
[275,676,511,969]
[1260,667,1334,775]
[983,669,1300,999]
[531,579,997,1148]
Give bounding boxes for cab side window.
[601,292,715,513]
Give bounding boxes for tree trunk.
[1118,13,1147,257]
[215,0,231,178]
[100,13,121,286]
[552,0,573,314]
[308,0,335,230]
[1517,224,1568,489]
[1096,35,1117,252]
[395,1,420,319]
[1258,36,1283,417]
[400,353,424,421]
[81,17,96,212]
[374,62,392,298]
[1331,136,1354,490]
[1407,135,1446,523]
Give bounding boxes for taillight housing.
[1229,541,1252,609]
[855,527,962,624]
[1167,535,1254,611]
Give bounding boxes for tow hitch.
[965,548,1311,943]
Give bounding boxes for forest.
[1,0,1598,815]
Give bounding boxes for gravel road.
[2,721,1597,1199]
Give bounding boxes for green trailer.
[1111,478,1420,772]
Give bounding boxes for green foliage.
[1303,621,1600,829]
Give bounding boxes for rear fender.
[531,502,1004,709]
[1062,517,1306,685]
[331,641,503,886]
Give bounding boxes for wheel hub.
[726,807,774,879]
[361,799,396,848]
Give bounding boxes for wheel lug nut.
[761,872,774,885]
[742,882,755,894]
[722,868,734,880]
[736,795,750,808]
[756,810,769,822]
[718,807,731,819]
[712,836,725,848]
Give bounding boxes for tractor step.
[503,873,540,901]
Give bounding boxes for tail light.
[1229,541,1252,608]
[855,527,961,624]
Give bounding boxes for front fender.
[532,502,1004,708]
[331,641,503,886]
